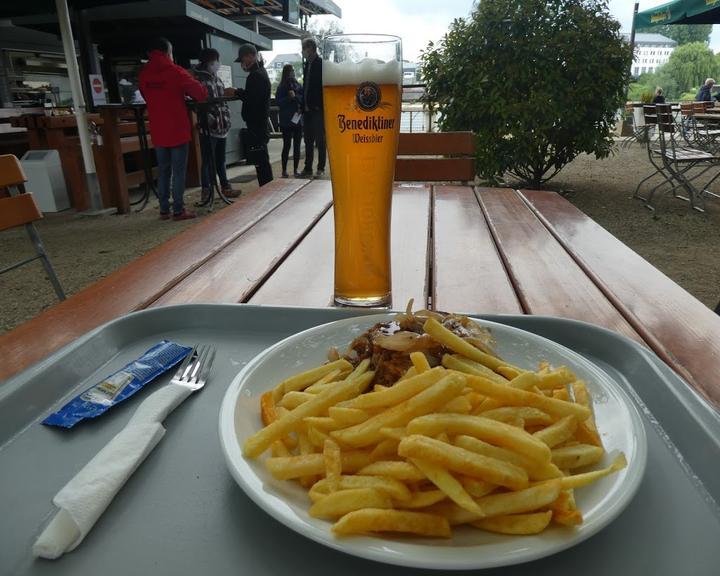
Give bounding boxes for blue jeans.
[155,143,189,215]
[200,135,229,189]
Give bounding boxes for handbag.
[241,128,267,165]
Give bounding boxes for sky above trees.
[263,1,718,65]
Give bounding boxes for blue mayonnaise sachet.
[42,340,192,429]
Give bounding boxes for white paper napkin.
[33,384,193,559]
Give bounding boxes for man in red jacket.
[139,37,208,220]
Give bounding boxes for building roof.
[622,33,678,46]
[267,53,302,66]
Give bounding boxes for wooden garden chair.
[0,154,66,301]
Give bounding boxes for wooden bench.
[395,132,475,182]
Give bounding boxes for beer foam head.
[323,59,402,86]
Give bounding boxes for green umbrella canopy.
[636,0,720,27]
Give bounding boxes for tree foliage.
[637,24,712,46]
[420,0,632,187]
[630,42,718,101]
[663,42,717,92]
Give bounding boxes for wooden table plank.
[250,182,431,309]
[249,208,334,306]
[477,187,642,341]
[152,181,332,306]
[432,185,523,314]
[389,184,431,309]
[0,179,310,383]
[521,188,720,408]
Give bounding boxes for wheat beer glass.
[323,35,402,307]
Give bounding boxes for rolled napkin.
[33,384,194,559]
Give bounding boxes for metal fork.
[128,344,216,426]
[172,344,216,391]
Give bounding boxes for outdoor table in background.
[8,107,204,212]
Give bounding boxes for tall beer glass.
[323,35,402,307]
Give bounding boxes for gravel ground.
[2,142,719,335]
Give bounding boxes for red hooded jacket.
[139,51,208,147]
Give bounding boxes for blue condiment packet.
[42,340,192,429]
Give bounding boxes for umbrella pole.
[55,0,105,212]
[625,2,639,102]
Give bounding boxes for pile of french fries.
[242,316,627,539]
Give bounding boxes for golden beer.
[323,45,402,307]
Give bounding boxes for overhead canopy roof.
[0,0,146,19]
[196,0,341,19]
[9,0,272,50]
[4,1,342,49]
[234,14,306,40]
[636,0,720,27]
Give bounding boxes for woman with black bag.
[233,44,274,186]
[275,64,304,178]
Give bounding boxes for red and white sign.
[89,74,106,105]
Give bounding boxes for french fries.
[333,508,451,538]
[242,305,628,540]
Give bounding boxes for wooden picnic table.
[2,179,719,411]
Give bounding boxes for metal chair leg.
[25,223,65,301]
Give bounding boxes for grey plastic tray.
[1,304,719,576]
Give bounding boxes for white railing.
[401,84,439,133]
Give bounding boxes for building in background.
[402,61,419,85]
[265,52,302,85]
[0,0,341,166]
[623,33,677,77]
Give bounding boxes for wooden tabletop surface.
[2,179,719,410]
[691,113,720,121]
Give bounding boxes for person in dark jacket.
[696,78,716,102]
[300,37,326,178]
[192,48,239,200]
[653,87,665,104]
[139,37,208,220]
[275,64,304,178]
[234,44,273,186]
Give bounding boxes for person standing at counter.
[193,48,239,201]
[300,37,325,178]
[233,44,273,186]
[139,37,208,220]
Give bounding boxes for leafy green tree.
[638,24,712,46]
[652,68,679,100]
[629,67,680,101]
[662,42,718,96]
[421,0,632,187]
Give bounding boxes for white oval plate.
[219,314,647,570]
